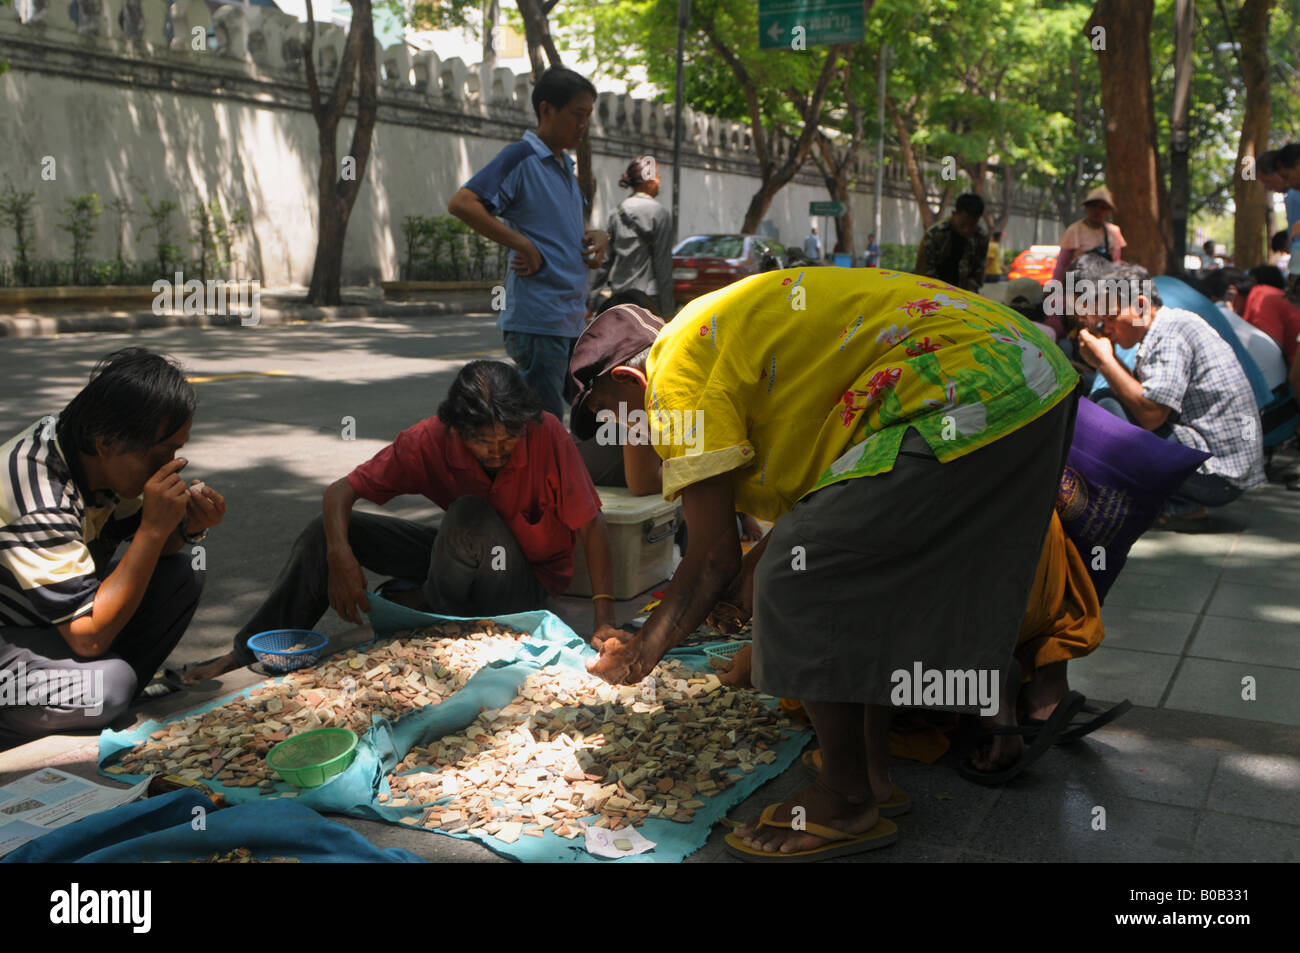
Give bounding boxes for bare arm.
[323,477,370,624]
[622,442,663,497]
[1052,247,1077,285]
[447,188,541,275]
[56,459,190,657]
[1079,329,1172,430]
[587,473,741,683]
[575,512,616,635]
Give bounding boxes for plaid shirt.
[1134,307,1267,488]
[914,220,989,293]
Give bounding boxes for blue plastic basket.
[246,629,329,672]
[702,639,751,660]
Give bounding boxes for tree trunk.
[480,0,498,96]
[814,134,855,256]
[305,0,379,306]
[1087,0,1171,274]
[1232,0,1273,270]
[886,95,939,228]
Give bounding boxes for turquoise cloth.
[98,596,812,863]
[4,790,425,863]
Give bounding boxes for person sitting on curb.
[183,362,618,684]
[574,268,1080,860]
[914,193,990,293]
[0,348,223,743]
[1077,262,1266,521]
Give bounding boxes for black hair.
[1272,229,1290,254]
[618,156,657,191]
[1067,259,1162,310]
[1248,264,1286,289]
[598,289,658,316]
[1202,239,1215,253]
[531,66,597,121]
[954,193,985,218]
[1198,268,1230,301]
[437,361,543,438]
[57,348,196,456]
[1112,261,1163,308]
[992,230,1003,241]
[1258,150,1279,175]
[1277,142,1300,170]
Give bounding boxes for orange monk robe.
[1015,510,1105,677]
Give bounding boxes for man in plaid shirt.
[1075,262,1266,519]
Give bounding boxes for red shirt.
[1244,285,1300,364]
[346,413,601,595]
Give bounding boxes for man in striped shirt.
[0,348,224,743]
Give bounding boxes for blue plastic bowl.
[246,629,329,673]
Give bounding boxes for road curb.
[0,296,498,338]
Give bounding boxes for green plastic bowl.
[266,728,358,789]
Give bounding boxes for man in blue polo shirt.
[449,67,609,420]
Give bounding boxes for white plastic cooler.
[566,486,681,599]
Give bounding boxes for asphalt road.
[0,311,516,667]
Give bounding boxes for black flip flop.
[135,671,184,702]
[957,690,1086,786]
[1022,698,1132,745]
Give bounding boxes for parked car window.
[675,236,746,259]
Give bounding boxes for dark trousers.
[1092,391,1244,511]
[0,555,203,743]
[234,497,549,664]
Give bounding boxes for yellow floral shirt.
[645,267,1078,520]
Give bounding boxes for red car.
[672,234,784,306]
[1006,245,1060,284]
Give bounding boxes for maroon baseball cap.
[569,304,664,440]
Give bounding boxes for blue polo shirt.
[463,130,587,338]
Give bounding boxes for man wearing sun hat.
[573,270,1081,860]
[1051,185,1126,285]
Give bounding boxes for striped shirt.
[0,418,143,627]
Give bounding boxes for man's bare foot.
[738,513,764,542]
[181,651,242,685]
[803,749,896,805]
[1022,660,1070,722]
[734,779,880,855]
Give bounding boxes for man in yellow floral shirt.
[571,267,1078,861]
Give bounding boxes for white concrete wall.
[0,8,1061,287]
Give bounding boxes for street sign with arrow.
[758,0,865,50]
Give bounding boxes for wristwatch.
[180,519,208,545]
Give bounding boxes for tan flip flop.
[724,802,898,862]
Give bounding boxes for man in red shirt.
[1242,280,1300,365]
[184,362,616,683]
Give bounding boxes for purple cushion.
[1057,398,1211,602]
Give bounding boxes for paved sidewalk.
[3,474,1297,862]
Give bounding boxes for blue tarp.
[96,597,812,863]
[1154,276,1274,408]
[4,790,424,863]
